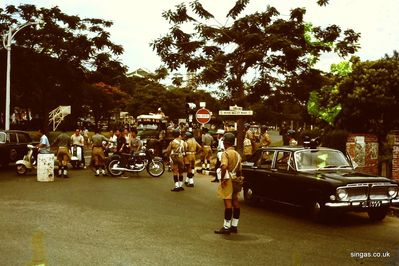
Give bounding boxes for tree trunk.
[236,118,244,155]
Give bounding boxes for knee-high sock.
[223,208,233,228]
[232,208,240,227]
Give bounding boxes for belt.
[203,145,211,147]
[186,152,196,155]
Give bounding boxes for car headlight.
[337,188,348,201]
[388,187,398,198]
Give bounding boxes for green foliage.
[316,52,399,141]
[0,4,125,129]
[307,90,342,125]
[152,0,359,152]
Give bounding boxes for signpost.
[196,108,211,124]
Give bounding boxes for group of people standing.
[33,128,87,178]
[164,128,244,235]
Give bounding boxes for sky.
[2,0,399,75]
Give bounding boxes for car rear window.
[9,133,17,143]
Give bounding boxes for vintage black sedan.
[242,144,399,221]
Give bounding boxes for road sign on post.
[196,108,211,124]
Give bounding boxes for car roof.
[0,130,30,134]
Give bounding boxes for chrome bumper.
[325,198,399,208]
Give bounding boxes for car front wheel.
[243,186,259,206]
[309,200,328,222]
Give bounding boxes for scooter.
[16,144,37,175]
[15,145,59,175]
[70,144,84,169]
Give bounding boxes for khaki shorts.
[171,155,184,175]
[92,147,105,166]
[57,147,71,165]
[184,154,196,166]
[217,179,233,199]
[202,146,212,159]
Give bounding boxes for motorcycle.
[106,146,165,177]
[70,144,84,169]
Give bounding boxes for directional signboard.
[219,110,253,115]
[219,105,253,116]
[196,108,211,124]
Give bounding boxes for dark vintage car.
[242,143,399,221]
[0,130,33,167]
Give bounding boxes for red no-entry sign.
[195,108,211,124]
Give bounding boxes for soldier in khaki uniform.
[91,129,109,176]
[184,131,202,187]
[166,130,186,192]
[215,133,241,234]
[215,133,242,235]
[53,128,71,178]
[259,125,271,148]
[201,128,213,171]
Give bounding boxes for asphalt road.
[1,166,399,266]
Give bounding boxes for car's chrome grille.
[370,185,392,200]
[339,183,395,201]
[346,186,368,201]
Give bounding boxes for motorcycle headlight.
[337,188,348,201]
[388,187,398,198]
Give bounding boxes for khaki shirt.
[245,130,254,141]
[260,132,271,147]
[166,138,185,156]
[185,138,201,153]
[221,147,242,174]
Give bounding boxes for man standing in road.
[211,129,225,183]
[54,127,71,178]
[32,128,50,166]
[71,128,86,168]
[166,130,186,192]
[215,132,242,235]
[184,131,202,187]
[91,129,108,177]
[201,128,213,171]
[259,125,271,148]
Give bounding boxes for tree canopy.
[151,0,360,151]
[316,52,399,141]
[0,4,126,128]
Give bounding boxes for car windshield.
[294,149,352,171]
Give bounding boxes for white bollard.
[37,154,55,182]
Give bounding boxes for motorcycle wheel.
[147,160,165,177]
[16,164,27,175]
[107,158,124,177]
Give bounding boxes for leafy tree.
[151,0,359,152]
[318,52,399,141]
[0,4,125,129]
[83,82,129,129]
